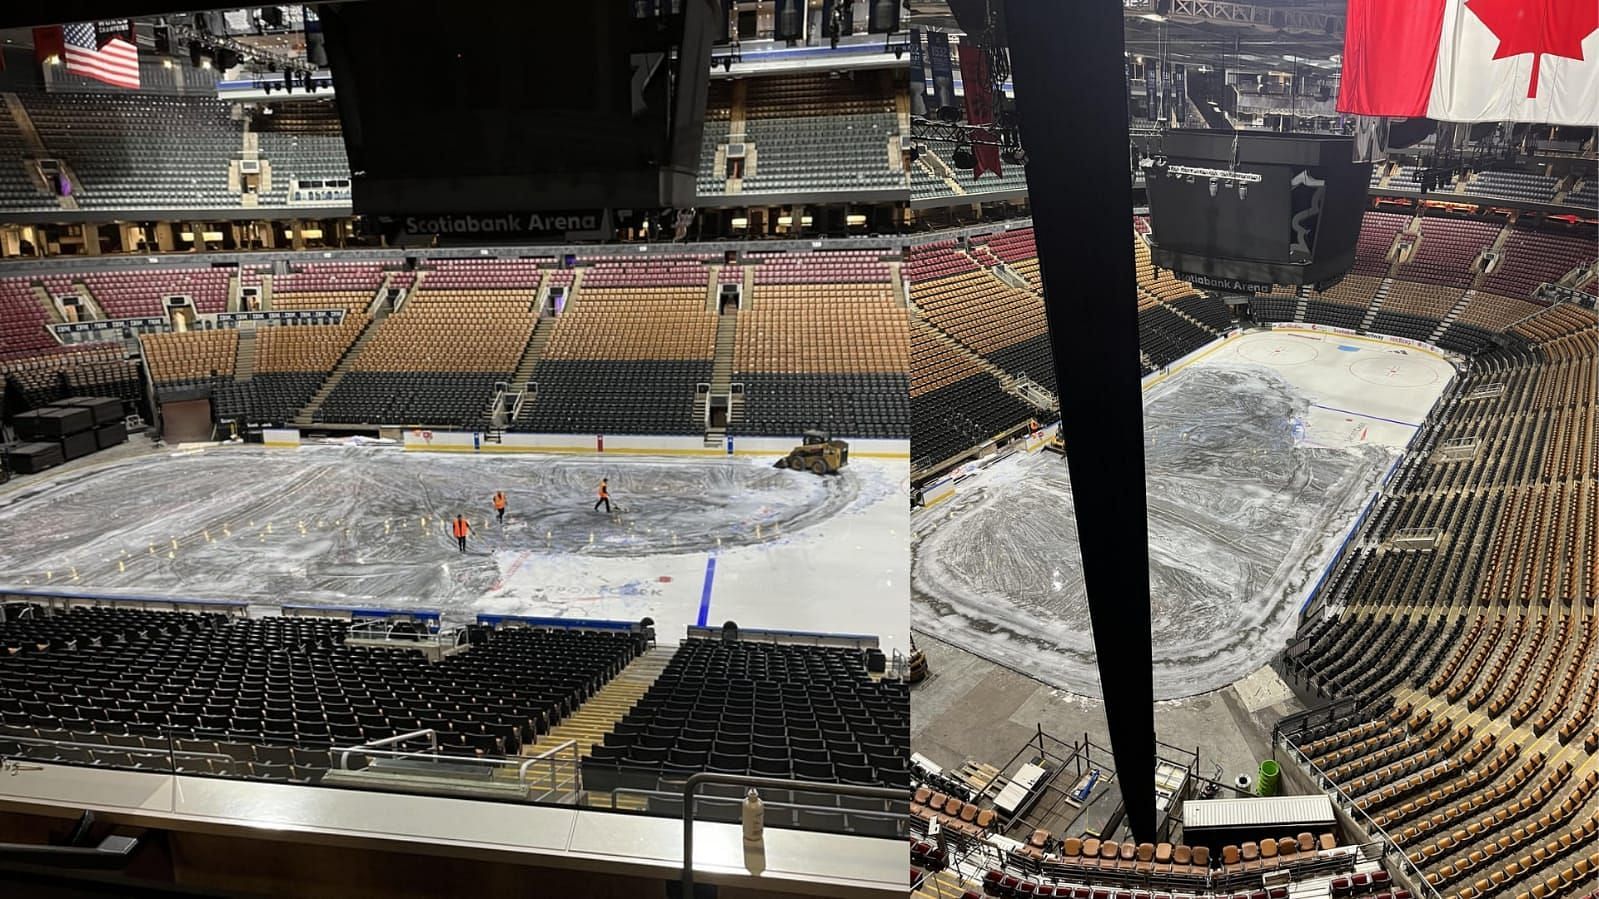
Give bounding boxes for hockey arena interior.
[902,4,1598,899]
[0,1,1594,898]
[0,4,917,897]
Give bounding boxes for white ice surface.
[912,330,1456,699]
[0,447,910,653]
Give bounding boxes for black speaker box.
[95,422,128,449]
[60,430,98,461]
[7,442,64,474]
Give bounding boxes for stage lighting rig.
[172,20,313,77]
[910,117,1015,148]
[952,139,976,170]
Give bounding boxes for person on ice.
[594,478,611,514]
[452,514,471,552]
[493,491,507,524]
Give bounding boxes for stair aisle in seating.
[482,282,550,427]
[293,310,388,426]
[1430,289,1478,344]
[909,303,1014,391]
[1360,279,1393,331]
[1294,286,1310,322]
[28,284,63,324]
[1,92,49,157]
[521,647,674,804]
[706,312,739,447]
[887,260,907,307]
[512,317,551,389]
[1160,295,1222,335]
[234,329,257,382]
[704,263,722,311]
[69,280,107,320]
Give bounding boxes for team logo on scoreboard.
[1288,170,1327,260]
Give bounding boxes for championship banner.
[958,37,1002,178]
[1173,63,1186,125]
[1145,63,1159,120]
[908,28,927,117]
[1164,59,1176,123]
[927,31,957,113]
[1124,54,1134,119]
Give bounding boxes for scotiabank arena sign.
[394,210,611,242]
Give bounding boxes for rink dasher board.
[388,430,910,459]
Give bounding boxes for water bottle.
[742,787,764,845]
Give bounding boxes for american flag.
[62,22,140,90]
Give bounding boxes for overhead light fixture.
[952,143,976,170]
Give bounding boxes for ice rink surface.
[912,330,1457,700]
[0,447,910,654]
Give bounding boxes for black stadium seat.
[0,605,642,785]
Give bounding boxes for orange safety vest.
[453,518,469,538]
[598,483,609,499]
[493,493,506,511]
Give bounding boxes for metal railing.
[616,786,903,830]
[1276,734,1443,899]
[0,733,235,771]
[331,731,581,800]
[519,739,580,804]
[337,728,437,770]
[343,618,466,651]
[679,773,905,895]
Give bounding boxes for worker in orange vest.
[452,514,471,552]
[594,478,611,514]
[492,491,507,525]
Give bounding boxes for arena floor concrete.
[912,329,1457,702]
[910,632,1306,799]
[0,444,911,654]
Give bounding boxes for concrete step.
[522,647,672,760]
[234,329,258,382]
[295,314,386,423]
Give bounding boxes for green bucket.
[1256,759,1281,797]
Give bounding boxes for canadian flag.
[1339,0,1598,126]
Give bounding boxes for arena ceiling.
[905,0,1346,73]
[0,2,279,29]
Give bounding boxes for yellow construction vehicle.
[1044,432,1065,455]
[775,430,850,475]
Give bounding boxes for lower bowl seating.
[317,371,505,429]
[511,360,711,436]
[731,372,908,440]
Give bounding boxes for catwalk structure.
[912,330,1458,699]
[0,447,911,653]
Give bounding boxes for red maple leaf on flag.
[1465,0,1599,98]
